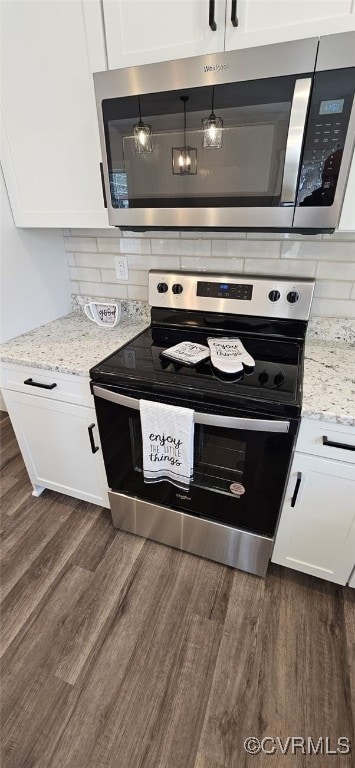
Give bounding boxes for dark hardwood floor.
[1,411,354,767]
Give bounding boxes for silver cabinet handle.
[92,385,290,433]
[280,77,312,205]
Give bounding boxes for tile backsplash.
[64,229,355,318]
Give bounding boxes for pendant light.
[202,86,223,149]
[172,96,197,175]
[133,96,153,153]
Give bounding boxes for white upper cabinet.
[339,147,355,230]
[225,0,355,51]
[102,0,226,69]
[1,0,109,228]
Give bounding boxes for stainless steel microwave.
[94,32,355,233]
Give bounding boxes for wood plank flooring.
[1,412,354,768]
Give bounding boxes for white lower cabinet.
[272,452,355,585]
[2,387,109,508]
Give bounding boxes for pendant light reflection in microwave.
[172,96,197,175]
[202,86,223,149]
[133,96,153,153]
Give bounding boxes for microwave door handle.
[92,385,290,433]
[280,77,312,205]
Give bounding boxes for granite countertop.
[0,307,354,426]
[302,339,355,426]
[0,312,150,377]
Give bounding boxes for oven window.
[102,75,301,209]
[194,429,245,494]
[130,419,246,495]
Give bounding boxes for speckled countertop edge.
[0,308,150,377]
[1,307,354,426]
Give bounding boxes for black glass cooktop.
[90,321,304,415]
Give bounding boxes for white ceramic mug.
[84,301,121,328]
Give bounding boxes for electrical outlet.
[115,256,129,281]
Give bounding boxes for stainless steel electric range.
[90,271,314,577]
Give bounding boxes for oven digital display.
[197,281,253,300]
[319,99,344,115]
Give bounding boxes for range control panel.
[149,272,315,321]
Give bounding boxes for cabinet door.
[225,0,355,51]
[1,0,109,228]
[103,0,226,69]
[272,453,355,585]
[339,147,355,230]
[3,389,109,508]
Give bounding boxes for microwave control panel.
[149,272,315,321]
[297,68,354,207]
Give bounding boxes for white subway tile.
[78,282,128,299]
[118,238,151,254]
[128,285,148,301]
[181,231,246,239]
[64,236,97,252]
[180,256,244,272]
[69,281,79,294]
[126,255,180,270]
[69,266,101,282]
[310,298,355,318]
[316,261,355,280]
[314,281,352,300]
[150,238,211,256]
[281,240,355,261]
[244,259,316,277]
[62,228,71,236]
[70,228,118,237]
[74,252,115,269]
[100,269,118,283]
[66,252,75,267]
[96,237,120,253]
[351,283,355,300]
[212,240,281,258]
[322,231,355,241]
[128,270,149,286]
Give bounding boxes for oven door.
[94,38,318,230]
[93,384,295,539]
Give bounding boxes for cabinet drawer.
[0,364,93,407]
[297,418,355,464]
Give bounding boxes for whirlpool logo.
[176,493,192,502]
[204,63,228,73]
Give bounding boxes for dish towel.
[140,399,194,490]
[208,337,255,375]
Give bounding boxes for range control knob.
[172,283,183,295]
[268,289,281,302]
[274,372,285,387]
[157,282,168,293]
[258,370,269,386]
[287,290,300,304]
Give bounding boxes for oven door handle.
[280,77,312,206]
[92,385,290,433]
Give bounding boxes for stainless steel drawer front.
[109,491,273,577]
